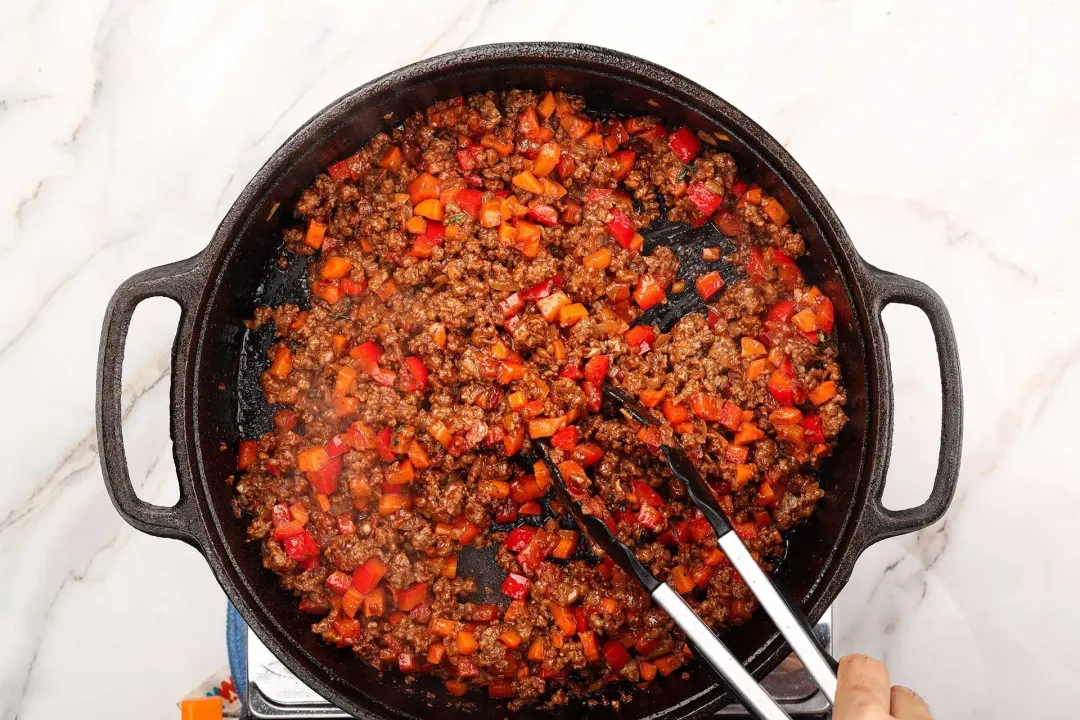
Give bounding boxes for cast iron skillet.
[96,43,962,719]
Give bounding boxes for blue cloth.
[226,602,249,707]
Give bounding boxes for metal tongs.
[534,385,838,720]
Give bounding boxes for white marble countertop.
[3,1,1078,718]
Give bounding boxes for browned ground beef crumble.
[233,90,847,709]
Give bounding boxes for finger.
[891,685,933,719]
[833,654,892,716]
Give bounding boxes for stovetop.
[246,607,833,718]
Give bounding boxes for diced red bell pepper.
[332,616,361,643]
[455,517,480,545]
[457,144,482,172]
[609,150,636,182]
[686,181,722,217]
[813,295,835,334]
[668,127,701,164]
[272,520,306,541]
[714,210,743,236]
[606,208,637,249]
[501,572,530,600]
[307,456,342,494]
[583,355,610,386]
[509,474,546,503]
[237,439,258,471]
[498,292,525,318]
[624,325,656,354]
[375,427,397,462]
[283,531,318,562]
[520,276,556,302]
[550,426,580,451]
[325,435,349,458]
[528,204,559,227]
[573,606,589,635]
[455,188,483,219]
[580,380,602,413]
[516,530,555,571]
[689,393,724,422]
[632,480,664,507]
[688,515,713,542]
[695,271,725,301]
[350,341,383,370]
[559,363,584,380]
[765,247,803,288]
[402,356,428,392]
[424,220,446,246]
[602,639,632,669]
[502,525,539,552]
[326,571,352,596]
[633,274,666,310]
[393,582,429,612]
[572,442,604,467]
[352,557,387,594]
[801,414,825,443]
[719,401,744,431]
[767,299,797,323]
[768,370,797,405]
[747,247,768,283]
[637,503,667,532]
[327,152,363,183]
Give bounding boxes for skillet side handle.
[862,264,964,541]
[96,255,207,549]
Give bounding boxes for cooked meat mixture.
[233,90,847,708]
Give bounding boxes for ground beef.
[232,90,847,708]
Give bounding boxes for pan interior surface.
[190,47,871,720]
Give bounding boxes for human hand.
[831,655,933,719]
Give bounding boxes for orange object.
[762,197,789,225]
[408,173,440,204]
[583,247,612,269]
[499,628,523,649]
[741,337,767,358]
[430,617,455,637]
[268,344,294,379]
[414,199,445,221]
[558,303,588,327]
[512,170,544,194]
[733,422,766,445]
[303,220,327,249]
[444,680,469,696]
[550,604,578,636]
[533,142,562,177]
[378,146,403,171]
[321,256,353,280]
[537,92,556,119]
[456,631,479,655]
[810,381,837,405]
[527,637,546,662]
[180,697,223,720]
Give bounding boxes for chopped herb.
[446,212,469,225]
